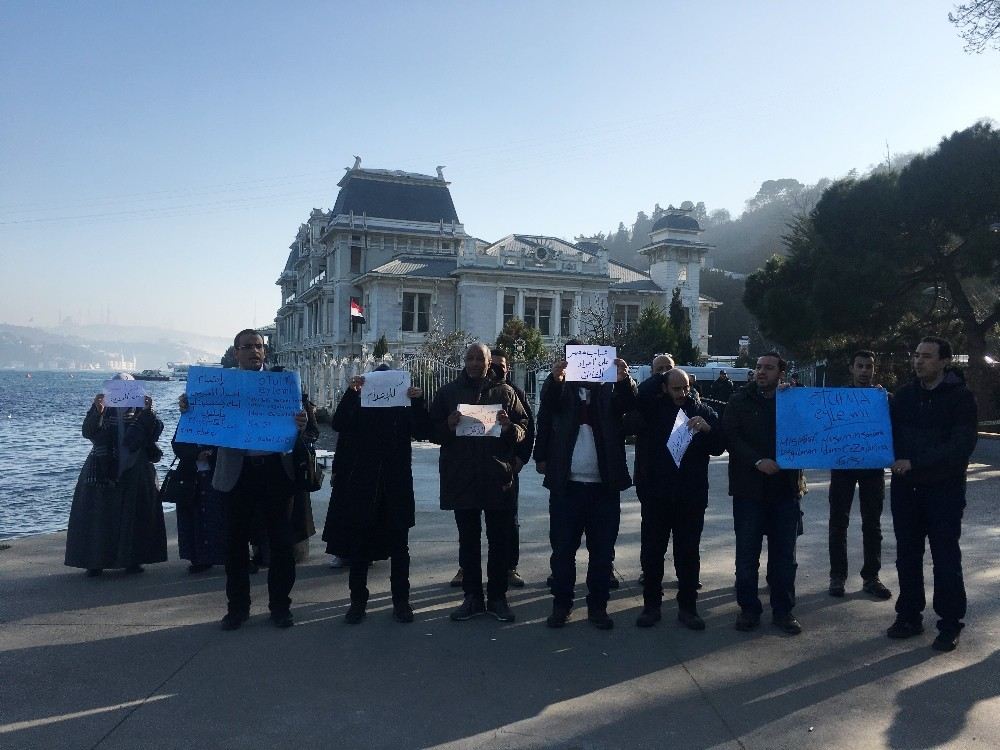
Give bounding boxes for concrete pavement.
[1,440,998,750]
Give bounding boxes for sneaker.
[486,598,516,622]
[828,577,846,597]
[932,630,960,652]
[328,555,347,569]
[450,595,485,621]
[270,611,294,629]
[546,605,571,628]
[587,609,614,630]
[887,617,924,639]
[678,609,706,631]
[734,609,761,632]
[344,604,366,625]
[507,569,526,588]
[862,578,893,600]
[449,568,464,588]
[392,602,414,623]
[772,613,802,635]
[221,611,249,631]
[635,607,662,628]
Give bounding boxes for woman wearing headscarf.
[170,439,226,574]
[65,373,168,575]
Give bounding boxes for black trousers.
[828,469,884,581]
[348,527,410,605]
[224,456,296,616]
[639,492,706,611]
[509,475,521,570]
[455,508,513,601]
[891,477,967,633]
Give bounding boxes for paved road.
[2,440,998,749]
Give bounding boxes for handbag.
[158,458,198,506]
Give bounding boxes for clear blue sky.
[1,1,997,338]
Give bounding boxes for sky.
[1,1,998,338]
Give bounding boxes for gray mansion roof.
[651,212,702,232]
[366,255,457,280]
[331,168,460,224]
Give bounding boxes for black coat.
[722,383,802,500]
[429,372,528,511]
[533,375,638,492]
[891,372,977,486]
[632,377,725,506]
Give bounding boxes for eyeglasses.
[238,343,265,351]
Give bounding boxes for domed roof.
[651,213,701,232]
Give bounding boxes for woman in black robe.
[323,367,429,624]
[170,439,226,573]
[65,374,168,575]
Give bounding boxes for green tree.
[373,333,389,358]
[745,123,1000,415]
[220,346,237,368]
[668,288,700,364]
[494,317,546,363]
[619,304,678,365]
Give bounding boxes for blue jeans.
[549,481,621,611]
[733,494,800,617]
[891,477,966,633]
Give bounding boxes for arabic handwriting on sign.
[565,345,617,383]
[456,403,502,437]
[360,371,412,408]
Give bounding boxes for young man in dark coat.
[325,366,429,624]
[430,343,528,622]
[722,352,804,635]
[633,368,724,630]
[534,344,637,629]
[887,336,978,652]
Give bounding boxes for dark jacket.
[722,383,802,500]
[508,381,535,466]
[429,372,528,511]
[632,377,725,506]
[533,374,638,492]
[709,377,735,404]
[325,387,430,532]
[891,372,977,486]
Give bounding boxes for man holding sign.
[534,341,637,630]
[722,352,804,635]
[632,369,724,630]
[430,343,528,623]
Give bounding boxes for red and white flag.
[350,298,366,324]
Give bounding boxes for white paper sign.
[360,370,411,408]
[666,408,695,468]
[102,379,147,408]
[565,345,617,383]
[457,403,502,437]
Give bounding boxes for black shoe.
[546,605,571,628]
[772,613,802,635]
[887,617,924,639]
[125,565,144,575]
[678,609,706,631]
[270,611,294,629]
[86,568,103,577]
[344,604,366,625]
[932,630,960,652]
[636,607,662,628]
[862,578,893,600]
[507,569,526,588]
[734,609,761,632]
[449,568,464,588]
[486,598,516,622]
[828,577,846,597]
[450,595,486,621]
[221,611,249,631]
[392,602,414,623]
[187,563,213,574]
[588,609,614,630]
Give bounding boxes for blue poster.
[176,367,302,452]
[776,387,894,469]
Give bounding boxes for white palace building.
[270,160,719,400]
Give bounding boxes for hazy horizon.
[2,1,997,338]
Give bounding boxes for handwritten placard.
[102,379,147,408]
[666,408,694,467]
[360,370,411,408]
[176,366,303,452]
[565,345,617,383]
[777,387,894,469]
[457,403,502,437]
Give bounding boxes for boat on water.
[132,369,172,381]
